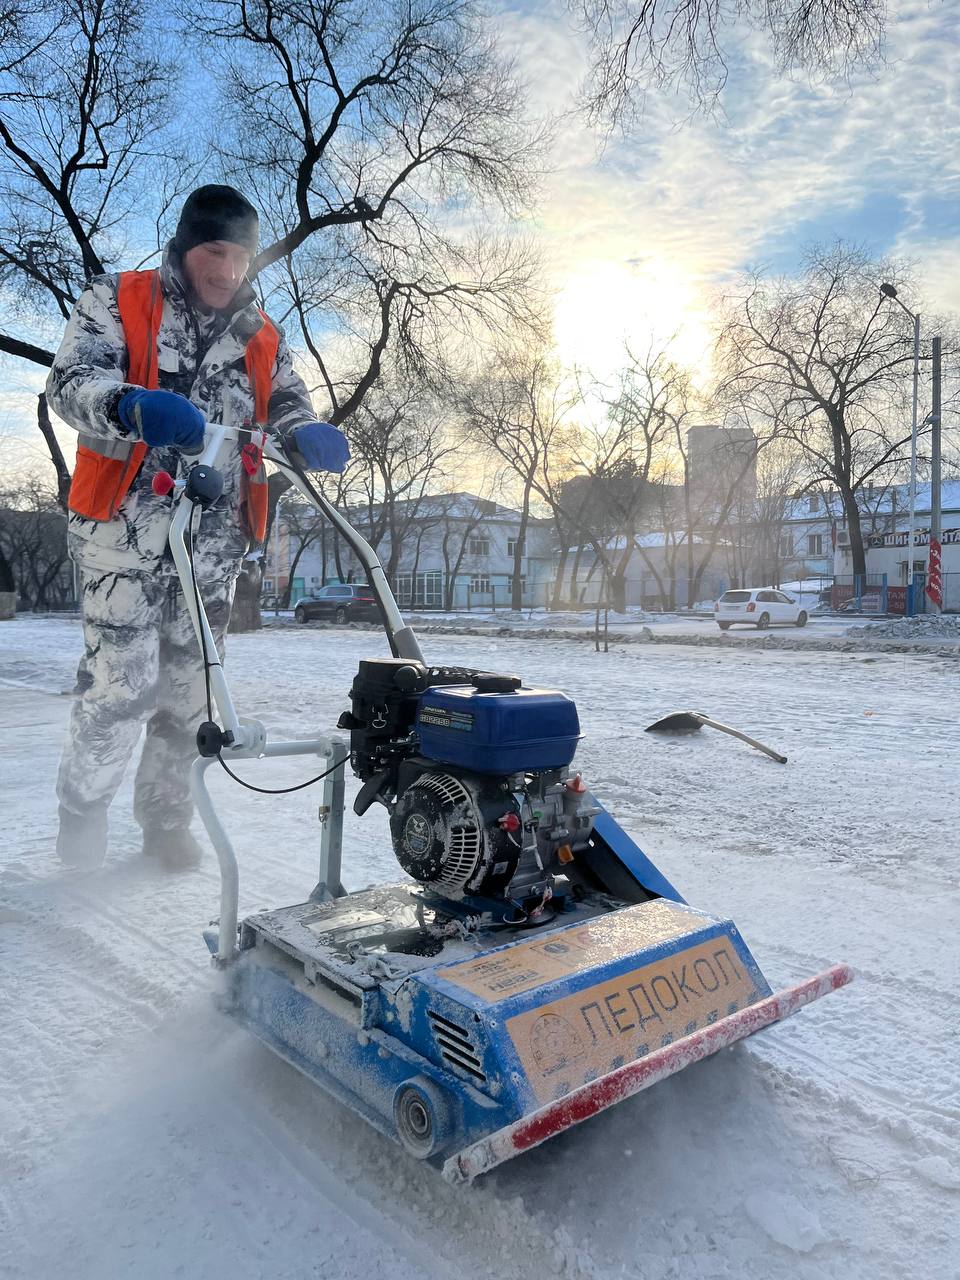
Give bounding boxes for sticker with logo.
[419,707,475,732]
[506,936,759,1104]
[437,899,702,1000]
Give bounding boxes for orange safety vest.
[67,269,278,542]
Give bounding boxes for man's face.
[182,240,251,309]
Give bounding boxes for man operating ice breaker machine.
[164,421,853,1183]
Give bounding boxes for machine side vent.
[428,1010,486,1082]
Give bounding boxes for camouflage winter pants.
[57,568,236,831]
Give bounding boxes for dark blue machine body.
[221,879,772,1172]
[416,684,581,774]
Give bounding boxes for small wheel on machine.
[393,1077,453,1159]
[334,606,348,624]
[295,605,307,623]
[756,612,770,630]
[718,622,730,631]
[796,611,808,628]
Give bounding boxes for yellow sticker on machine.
[507,936,759,1105]
[437,899,702,1001]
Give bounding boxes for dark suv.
[293,584,378,624]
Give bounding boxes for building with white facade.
[833,481,960,611]
[260,465,960,616]
[265,492,555,609]
[774,492,839,584]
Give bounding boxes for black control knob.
[185,465,224,509]
[196,720,226,757]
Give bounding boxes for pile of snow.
[403,606,657,628]
[416,622,656,645]
[846,614,960,639]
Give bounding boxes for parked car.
[293,584,379,624]
[714,588,808,630]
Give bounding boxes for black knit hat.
[173,184,259,257]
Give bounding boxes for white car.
[714,588,809,630]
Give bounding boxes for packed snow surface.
[1,614,958,1280]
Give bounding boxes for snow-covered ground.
[1,614,958,1280]
[265,603,960,650]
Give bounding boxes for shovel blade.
[645,711,705,733]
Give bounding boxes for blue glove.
[118,389,206,452]
[290,421,350,472]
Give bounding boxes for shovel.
[645,710,787,764]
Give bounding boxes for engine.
[337,658,598,918]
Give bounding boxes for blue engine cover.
[416,684,581,774]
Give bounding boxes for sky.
[503,0,959,386]
[1,0,958,473]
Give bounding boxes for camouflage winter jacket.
[46,244,317,579]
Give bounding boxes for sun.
[552,259,713,393]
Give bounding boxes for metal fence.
[276,569,959,616]
[406,574,849,614]
[830,572,959,615]
[418,572,732,613]
[831,574,890,613]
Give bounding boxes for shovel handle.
[695,715,787,764]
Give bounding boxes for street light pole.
[273,495,284,612]
[907,309,920,610]
[930,336,942,615]
[880,284,921,613]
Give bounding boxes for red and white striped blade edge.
[442,963,854,1185]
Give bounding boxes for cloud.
[901,235,960,315]
[0,374,78,482]
[499,0,960,344]
[2,0,956,469]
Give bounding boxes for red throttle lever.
[152,470,176,497]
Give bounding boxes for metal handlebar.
[167,422,423,742]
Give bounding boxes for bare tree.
[540,343,693,611]
[584,344,692,608]
[0,523,14,596]
[558,463,656,608]
[716,242,928,578]
[461,347,684,615]
[0,477,73,608]
[276,501,326,607]
[436,492,495,609]
[0,0,198,592]
[199,0,547,624]
[200,0,541,265]
[347,383,456,579]
[730,436,808,587]
[546,471,594,610]
[194,0,547,414]
[267,467,362,609]
[2,0,546,631]
[572,0,885,127]
[460,350,572,609]
[0,0,180,347]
